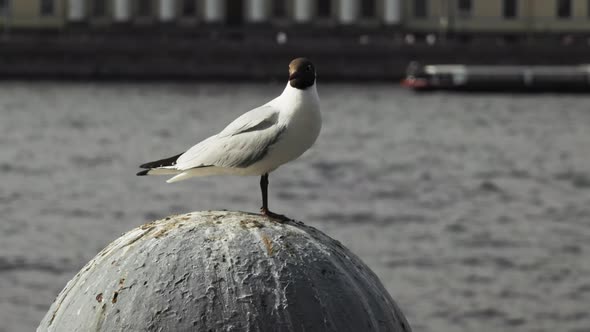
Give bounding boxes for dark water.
[1,82,590,332]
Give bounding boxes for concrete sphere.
[38,211,411,332]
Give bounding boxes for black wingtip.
[136,169,149,176]
[139,153,183,169]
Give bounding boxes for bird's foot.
[260,207,289,222]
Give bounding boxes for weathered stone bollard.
[38,211,411,332]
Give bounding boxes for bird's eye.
[306,65,312,71]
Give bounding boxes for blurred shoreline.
[2,29,590,81]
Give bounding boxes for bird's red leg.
[260,174,289,222]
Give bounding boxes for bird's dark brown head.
[288,58,316,90]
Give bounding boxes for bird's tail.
[136,168,180,176]
[137,152,217,182]
[137,152,183,176]
[166,172,194,183]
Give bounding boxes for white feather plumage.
[145,82,321,183]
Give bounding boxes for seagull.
[137,58,321,220]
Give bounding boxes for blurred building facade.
[0,0,403,28]
[1,0,589,80]
[1,0,589,33]
[406,0,590,34]
[0,0,67,28]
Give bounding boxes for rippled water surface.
[1,82,590,332]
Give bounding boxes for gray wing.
[175,105,286,170]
